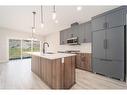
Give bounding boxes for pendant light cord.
[41,5,43,24]
[53,5,56,13]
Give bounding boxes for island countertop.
[27,52,76,60]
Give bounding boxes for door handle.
[103,39,108,49]
[100,58,112,61]
[103,39,106,49]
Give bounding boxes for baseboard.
[0,60,9,63]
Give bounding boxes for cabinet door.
[92,30,106,59]
[92,16,106,31]
[85,21,91,43]
[72,25,80,38]
[31,56,41,77]
[66,28,72,39]
[78,23,85,43]
[106,26,124,61]
[60,30,65,45]
[106,9,124,28]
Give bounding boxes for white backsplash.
[45,31,92,53]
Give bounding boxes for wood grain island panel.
[31,55,76,89]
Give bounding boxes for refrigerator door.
[92,30,106,59]
[106,26,125,80]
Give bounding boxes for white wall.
[44,31,91,53]
[0,27,44,63]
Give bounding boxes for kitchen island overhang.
[27,52,76,89]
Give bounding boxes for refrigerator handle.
[105,39,108,49]
[103,39,106,49]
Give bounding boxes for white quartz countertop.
[26,52,76,60]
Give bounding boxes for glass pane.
[9,39,21,60]
[22,40,31,59]
[33,41,40,52]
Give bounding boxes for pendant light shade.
[32,11,36,33]
[52,5,56,20]
[28,11,37,41]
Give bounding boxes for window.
[9,39,21,60]
[9,39,41,60]
[33,41,40,52]
[22,40,32,59]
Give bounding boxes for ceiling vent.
[71,22,79,27]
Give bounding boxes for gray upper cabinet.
[60,30,65,45]
[66,28,72,39]
[78,23,85,43]
[106,9,124,28]
[72,25,80,38]
[78,21,92,43]
[92,16,106,31]
[85,21,91,43]
[92,9,124,32]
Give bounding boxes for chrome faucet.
[42,42,49,54]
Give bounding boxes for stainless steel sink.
[45,52,55,54]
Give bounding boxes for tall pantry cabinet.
[92,6,127,81]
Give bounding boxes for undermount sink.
[44,52,55,54]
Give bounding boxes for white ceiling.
[0,6,118,36]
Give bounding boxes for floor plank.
[0,59,126,89]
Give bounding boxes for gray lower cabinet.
[92,26,125,80]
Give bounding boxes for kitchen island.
[27,52,76,89]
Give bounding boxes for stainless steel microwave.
[67,37,79,45]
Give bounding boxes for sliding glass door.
[22,40,32,59]
[33,41,40,52]
[9,39,41,60]
[9,39,21,60]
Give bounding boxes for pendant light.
[28,11,37,41]
[41,5,44,28]
[32,11,36,33]
[52,5,56,20]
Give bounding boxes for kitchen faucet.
[42,42,49,54]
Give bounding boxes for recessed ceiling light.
[77,6,82,11]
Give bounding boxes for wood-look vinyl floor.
[0,59,126,89]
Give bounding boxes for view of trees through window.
[22,40,31,59]
[9,39,21,60]
[9,39,41,60]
